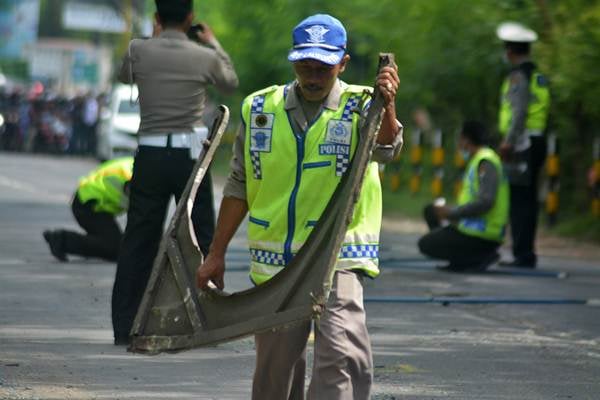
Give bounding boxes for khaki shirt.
[223,80,403,200]
[119,29,238,134]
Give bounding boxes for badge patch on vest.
[250,113,274,153]
[325,119,352,145]
[319,119,352,157]
[251,112,274,130]
[320,118,354,176]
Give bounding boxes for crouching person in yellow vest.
[43,157,133,262]
[196,14,403,400]
[418,121,509,272]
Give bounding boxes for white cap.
[496,22,538,43]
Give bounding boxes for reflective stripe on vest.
[77,157,133,215]
[457,148,509,242]
[498,71,550,136]
[242,83,382,285]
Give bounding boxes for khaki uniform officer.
[197,13,403,400]
[111,0,238,346]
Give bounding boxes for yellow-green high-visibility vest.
[242,83,382,285]
[77,157,133,215]
[498,69,550,137]
[457,148,509,242]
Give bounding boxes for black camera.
[187,23,205,42]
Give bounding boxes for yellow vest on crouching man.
[77,157,133,215]
[457,148,509,243]
[242,82,382,285]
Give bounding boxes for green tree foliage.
[194,1,523,129]
[182,0,600,216]
[535,0,600,206]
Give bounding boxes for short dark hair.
[155,0,192,27]
[461,120,487,146]
[504,41,530,55]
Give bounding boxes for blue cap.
[287,14,347,65]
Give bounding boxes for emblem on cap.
[305,25,329,44]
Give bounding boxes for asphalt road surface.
[1,153,599,399]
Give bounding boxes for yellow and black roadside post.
[388,151,402,192]
[453,136,466,198]
[409,129,423,194]
[592,137,600,217]
[430,129,444,198]
[545,133,560,225]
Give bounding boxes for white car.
[96,84,140,160]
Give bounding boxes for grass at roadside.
[211,145,234,179]
[382,183,433,220]
[381,168,600,244]
[211,128,238,181]
[379,163,453,220]
[210,149,600,244]
[547,213,600,243]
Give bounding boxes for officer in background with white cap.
[496,22,551,269]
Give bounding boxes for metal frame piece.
[130,54,394,354]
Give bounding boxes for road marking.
[365,296,590,305]
[0,174,37,192]
[587,298,600,307]
[375,363,423,374]
[0,174,69,202]
[379,261,567,279]
[0,258,27,265]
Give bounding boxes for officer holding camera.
[111,0,238,346]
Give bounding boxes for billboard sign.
[0,0,40,60]
[62,1,127,33]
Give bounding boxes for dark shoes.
[499,259,536,269]
[114,336,131,346]
[439,252,500,273]
[42,230,68,262]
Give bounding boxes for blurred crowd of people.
[0,85,103,156]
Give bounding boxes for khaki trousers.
[252,270,373,400]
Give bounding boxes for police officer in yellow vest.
[496,22,550,268]
[196,14,402,400]
[419,121,509,271]
[43,157,133,262]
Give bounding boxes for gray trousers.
[252,270,373,400]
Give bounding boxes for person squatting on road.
[43,157,133,262]
[196,14,403,400]
[111,0,238,346]
[418,121,510,272]
[496,22,551,269]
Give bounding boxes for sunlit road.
[1,152,599,399]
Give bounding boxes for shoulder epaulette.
[533,72,549,87]
[345,84,372,94]
[248,85,280,98]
